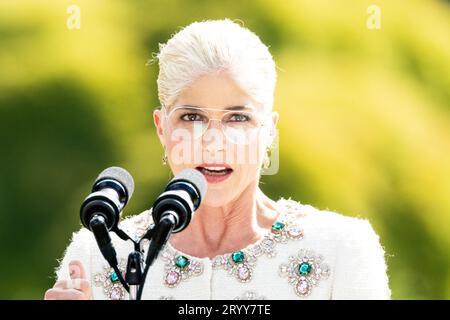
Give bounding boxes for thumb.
[69,260,86,279]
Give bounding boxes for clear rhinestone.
[287,225,303,238]
[250,245,263,256]
[262,239,274,249]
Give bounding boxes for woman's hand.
[44,260,91,300]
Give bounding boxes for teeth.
[199,167,230,176]
[203,166,227,171]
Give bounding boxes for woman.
[44,19,391,300]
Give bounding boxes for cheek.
[235,163,261,184]
[232,145,265,181]
[224,140,266,165]
[166,137,198,167]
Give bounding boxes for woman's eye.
[181,113,203,121]
[229,113,250,122]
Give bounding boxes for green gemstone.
[231,251,245,263]
[271,221,285,232]
[175,255,190,269]
[110,272,119,282]
[298,262,312,275]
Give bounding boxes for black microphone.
[152,168,207,233]
[80,166,134,231]
[136,168,207,300]
[79,167,134,292]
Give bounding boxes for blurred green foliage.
[0,0,449,299]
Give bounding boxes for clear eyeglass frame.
[160,105,273,145]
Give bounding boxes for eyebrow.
[224,105,252,111]
[181,105,255,111]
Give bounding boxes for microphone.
[136,168,207,300]
[152,168,207,233]
[80,166,134,231]
[79,167,134,292]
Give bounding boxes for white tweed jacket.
[55,198,391,300]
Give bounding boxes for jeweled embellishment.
[298,262,312,275]
[279,249,329,297]
[228,251,253,282]
[236,265,252,281]
[162,248,203,288]
[212,215,305,282]
[287,225,304,238]
[175,255,190,269]
[231,251,245,263]
[110,272,119,282]
[165,270,181,287]
[271,221,285,233]
[271,220,304,240]
[296,279,310,295]
[94,259,128,300]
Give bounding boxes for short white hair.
[153,19,277,109]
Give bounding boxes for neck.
[168,180,280,259]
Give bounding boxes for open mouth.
[195,165,234,183]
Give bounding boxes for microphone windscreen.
[95,166,135,199]
[171,168,207,200]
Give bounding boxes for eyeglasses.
[162,105,270,145]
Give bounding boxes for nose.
[202,120,226,153]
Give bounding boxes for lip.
[195,163,234,184]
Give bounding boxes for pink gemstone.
[296,280,309,295]
[237,266,250,280]
[110,287,122,300]
[165,270,180,285]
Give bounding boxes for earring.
[263,147,272,169]
[162,154,168,165]
[162,148,168,166]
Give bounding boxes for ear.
[153,109,165,147]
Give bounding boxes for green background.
[0,0,449,299]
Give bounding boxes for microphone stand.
[91,211,177,300]
[136,211,176,300]
[90,215,147,299]
[125,252,142,300]
[114,225,154,300]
